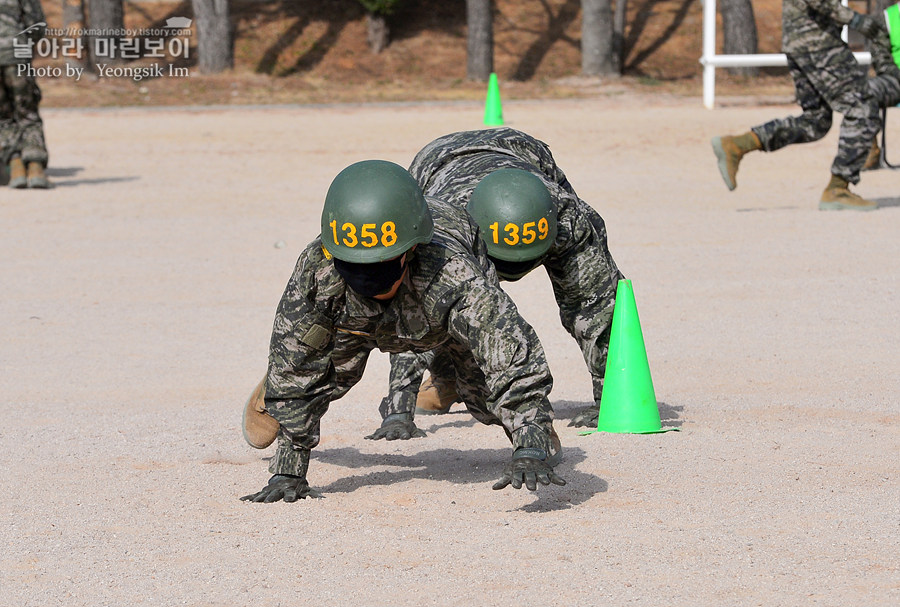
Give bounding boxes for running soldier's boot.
[862,139,882,171]
[8,156,27,189]
[415,375,459,415]
[242,375,280,449]
[819,175,878,211]
[711,131,762,191]
[26,162,49,189]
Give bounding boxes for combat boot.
[242,375,280,449]
[862,139,882,171]
[711,131,762,191]
[8,155,27,189]
[819,175,878,211]
[26,162,49,189]
[415,374,459,415]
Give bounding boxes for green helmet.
[321,160,434,263]
[467,168,557,262]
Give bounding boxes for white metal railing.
[700,0,871,108]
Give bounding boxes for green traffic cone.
[595,279,676,434]
[484,72,504,126]
[886,4,900,66]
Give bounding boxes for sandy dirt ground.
[1,94,898,606]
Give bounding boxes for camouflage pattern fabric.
[781,0,856,55]
[0,0,46,65]
[751,47,880,184]
[264,195,555,478]
[0,64,47,164]
[381,128,624,420]
[867,32,900,108]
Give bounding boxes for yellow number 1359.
[488,217,549,246]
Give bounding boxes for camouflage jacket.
[782,0,856,55]
[265,196,554,477]
[0,0,45,65]
[409,127,623,401]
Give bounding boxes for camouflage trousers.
[751,47,880,184]
[0,64,48,165]
[381,346,551,451]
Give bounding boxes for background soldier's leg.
[803,48,881,184]
[9,70,48,167]
[0,66,19,168]
[752,56,832,152]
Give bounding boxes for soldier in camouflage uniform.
[0,0,48,188]
[241,160,566,503]
[364,128,624,435]
[712,0,888,211]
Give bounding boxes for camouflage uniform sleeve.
[543,194,624,404]
[802,0,855,25]
[264,243,367,477]
[438,256,555,453]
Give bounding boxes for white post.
[702,0,717,109]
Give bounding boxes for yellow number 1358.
[330,220,398,248]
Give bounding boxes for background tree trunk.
[581,0,616,76]
[720,0,758,76]
[192,0,234,73]
[63,0,86,68]
[365,12,389,54]
[86,0,123,64]
[612,0,627,73]
[466,0,493,81]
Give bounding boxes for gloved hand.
[567,404,599,428]
[492,447,567,491]
[850,12,885,39]
[240,474,323,503]
[365,412,426,441]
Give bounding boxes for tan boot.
[8,156,27,189]
[819,175,878,211]
[711,131,762,191]
[242,375,280,449]
[26,161,49,189]
[862,139,882,171]
[415,374,459,415]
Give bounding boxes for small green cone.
[886,4,900,67]
[484,72,504,126]
[593,279,677,434]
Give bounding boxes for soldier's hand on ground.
[240,474,323,503]
[850,12,885,38]
[567,404,600,428]
[492,447,567,491]
[364,413,426,441]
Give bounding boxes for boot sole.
[242,375,280,449]
[711,137,736,191]
[818,201,878,211]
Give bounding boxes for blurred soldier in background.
[0,0,49,188]
[241,160,566,502]
[712,0,889,210]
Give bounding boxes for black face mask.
[489,256,542,282]
[333,255,407,298]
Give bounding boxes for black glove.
[492,447,567,491]
[850,12,885,39]
[365,412,426,441]
[567,404,599,428]
[240,474,323,503]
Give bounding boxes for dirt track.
[1,95,898,606]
